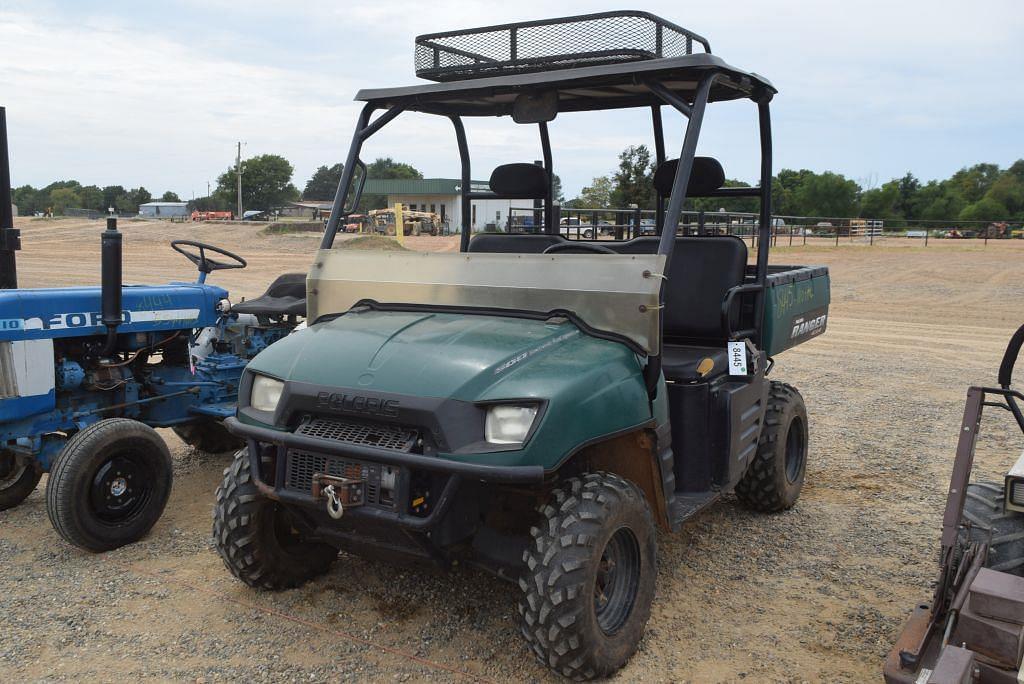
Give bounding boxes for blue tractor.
[0,108,304,551]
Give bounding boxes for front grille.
[0,342,17,398]
[296,417,417,452]
[285,450,393,508]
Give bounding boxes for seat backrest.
[467,233,564,253]
[265,272,307,299]
[653,157,726,197]
[489,163,550,199]
[611,236,747,342]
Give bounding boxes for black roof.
[355,54,775,117]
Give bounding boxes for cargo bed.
[753,265,830,356]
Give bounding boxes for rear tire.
[46,418,173,552]
[961,482,1024,576]
[213,449,338,589]
[735,382,808,512]
[0,450,42,511]
[518,473,657,680]
[172,420,242,453]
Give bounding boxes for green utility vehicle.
[213,12,831,679]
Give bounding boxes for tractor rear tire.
[46,418,174,552]
[0,450,42,511]
[518,473,657,681]
[172,420,243,454]
[960,481,1024,576]
[213,449,338,589]
[735,382,808,512]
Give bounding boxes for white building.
[302,178,530,233]
[138,201,189,218]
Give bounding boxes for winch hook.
[323,484,344,519]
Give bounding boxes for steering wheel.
[171,240,247,275]
[543,242,617,255]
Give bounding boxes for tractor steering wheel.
[171,240,247,279]
[543,242,617,255]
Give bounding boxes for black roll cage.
[320,69,775,396]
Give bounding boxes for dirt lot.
[2,218,1023,682]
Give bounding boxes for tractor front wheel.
[172,420,242,453]
[213,449,338,589]
[519,473,657,680]
[0,450,42,511]
[46,418,173,552]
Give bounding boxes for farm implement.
[885,324,1024,683]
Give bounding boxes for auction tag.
[727,341,748,376]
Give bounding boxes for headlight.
[484,404,539,445]
[250,374,284,413]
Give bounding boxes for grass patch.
[261,221,324,235]
[340,235,409,251]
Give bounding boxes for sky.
[1,0,1022,199]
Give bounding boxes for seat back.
[467,233,564,253]
[612,236,747,343]
[264,272,307,299]
[488,163,550,199]
[653,157,726,197]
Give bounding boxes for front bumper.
[224,416,545,529]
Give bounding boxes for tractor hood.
[0,283,226,342]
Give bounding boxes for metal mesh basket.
[415,11,711,82]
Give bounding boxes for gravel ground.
[2,219,1023,682]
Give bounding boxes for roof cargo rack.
[414,11,711,82]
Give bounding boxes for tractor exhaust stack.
[100,216,123,355]
[0,106,20,290]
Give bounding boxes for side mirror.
[512,91,558,124]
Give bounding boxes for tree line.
[12,182,180,216]
[14,147,1023,224]
[11,155,429,216]
[566,146,1024,223]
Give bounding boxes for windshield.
[308,249,665,354]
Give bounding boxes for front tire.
[213,449,338,589]
[735,382,808,512]
[0,450,42,511]
[46,418,173,552]
[172,419,242,453]
[519,473,657,680]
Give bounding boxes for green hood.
[247,310,653,468]
[250,310,586,399]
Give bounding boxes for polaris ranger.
[213,12,831,679]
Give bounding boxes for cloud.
[2,0,1022,198]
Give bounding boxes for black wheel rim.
[594,526,641,635]
[268,503,315,555]
[89,451,155,523]
[0,451,26,489]
[784,416,806,484]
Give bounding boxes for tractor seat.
[232,273,307,317]
[661,346,729,383]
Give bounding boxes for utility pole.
[235,142,243,219]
